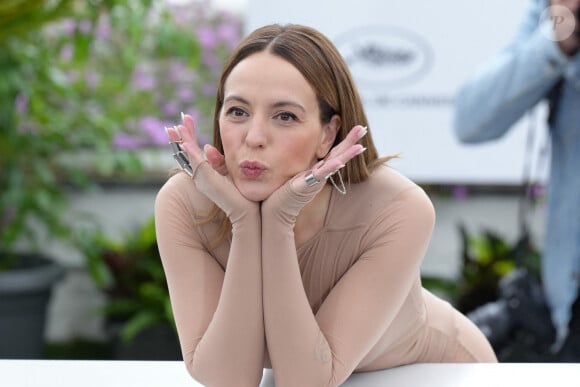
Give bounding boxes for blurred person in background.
[454,0,580,361]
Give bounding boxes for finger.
[165,126,181,143]
[336,143,366,165]
[178,119,198,146]
[314,144,365,180]
[204,144,229,176]
[181,112,195,132]
[178,113,201,152]
[326,125,367,159]
[176,124,204,164]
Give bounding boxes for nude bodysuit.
[155,165,497,387]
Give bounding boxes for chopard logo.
[334,26,433,88]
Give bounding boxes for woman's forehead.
[223,52,317,105]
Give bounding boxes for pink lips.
[240,160,267,178]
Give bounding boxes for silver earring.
[328,171,346,195]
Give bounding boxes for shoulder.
[333,165,435,226]
[354,165,432,209]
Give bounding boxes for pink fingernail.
[181,112,185,121]
[357,126,368,139]
[356,146,367,155]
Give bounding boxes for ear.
[316,114,341,159]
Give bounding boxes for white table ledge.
[1,360,578,387]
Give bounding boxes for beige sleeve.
[261,185,435,387]
[154,173,264,386]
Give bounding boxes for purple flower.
[202,83,217,97]
[168,60,189,83]
[113,133,146,150]
[131,67,156,91]
[85,70,101,88]
[96,16,112,41]
[216,21,240,49]
[177,87,194,102]
[78,19,92,34]
[140,116,168,146]
[452,185,468,201]
[61,18,76,36]
[60,44,73,61]
[197,25,218,50]
[530,183,545,198]
[14,93,28,114]
[202,51,219,68]
[163,100,181,117]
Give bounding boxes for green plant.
[0,0,242,268]
[0,0,151,267]
[421,223,541,313]
[82,216,173,343]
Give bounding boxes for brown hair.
[213,23,391,183]
[205,24,394,246]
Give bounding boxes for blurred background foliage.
[81,215,173,344]
[0,0,242,263]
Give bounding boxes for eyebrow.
[223,95,306,113]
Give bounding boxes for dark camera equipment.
[467,268,555,350]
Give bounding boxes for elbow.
[185,358,207,386]
[186,358,262,387]
[454,124,478,144]
[453,106,486,145]
[272,360,346,387]
[454,123,486,144]
[452,85,494,144]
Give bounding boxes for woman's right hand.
[166,114,259,224]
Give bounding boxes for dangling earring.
[327,171,346,195]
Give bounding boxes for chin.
[236,181,280,202]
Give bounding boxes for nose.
[244,120,267,148]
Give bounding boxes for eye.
[274,111,298,122]
[224,107,248,119]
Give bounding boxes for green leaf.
[120,310,161,343]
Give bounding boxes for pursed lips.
[239,160,268,178]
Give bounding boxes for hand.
[550,0,580,55]
[166,114,259,224]
[261,125,367,218]
[290,124,367,194]
[166,113,227,176]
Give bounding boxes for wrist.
[231,206,261,226]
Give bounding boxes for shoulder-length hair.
[202,24,394,246]
[212,23,391,185]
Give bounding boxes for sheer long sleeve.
[260,179,435,387]
[155,170,264,387]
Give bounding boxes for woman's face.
[219,51,338,202]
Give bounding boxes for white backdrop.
[245,0,550,185]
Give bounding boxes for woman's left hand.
[290,124,367,194]
[261,125,367,218]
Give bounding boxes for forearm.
[189,215,264,387]
[261,215,335,387]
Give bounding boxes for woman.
[155,23,497,387]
